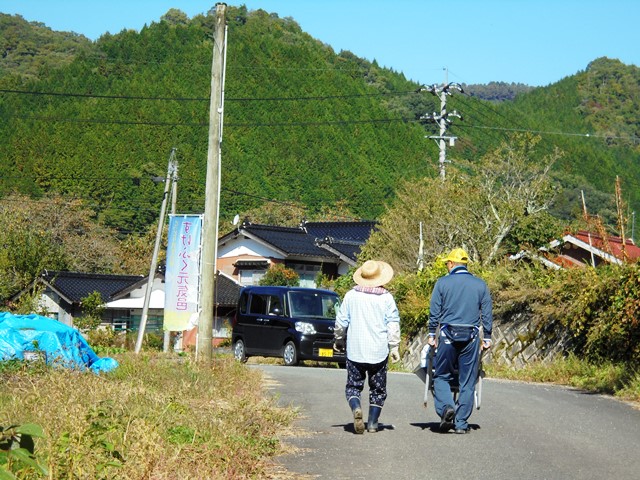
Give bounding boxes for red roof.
[573,230,640,262]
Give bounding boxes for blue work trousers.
[433,332,480,430]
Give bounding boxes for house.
[19,270,241,342]
[217,219,377,286]
[25,270,144,327]
[13,219,373,343]
[511,230,640,269]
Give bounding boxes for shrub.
[258,264,300,286]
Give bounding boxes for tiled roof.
[42,271,144,304]
[304,221,377,242]
[223,220,377,263]
[214,272,242,306]
[239,224,338,259]
[315,238,364,264]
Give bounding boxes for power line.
[0,87,418,103]
[4,87,635,142]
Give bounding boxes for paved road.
[253,364,640,480]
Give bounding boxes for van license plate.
[318,348,333,357]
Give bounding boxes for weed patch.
[0,353,297,479]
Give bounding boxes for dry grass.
[486,355,640,404]
[0,353,298,479]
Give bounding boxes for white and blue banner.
[164,215,203,331]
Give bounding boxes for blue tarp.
[0,312,118,373]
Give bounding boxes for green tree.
[362,134,561,271]
[75,291,105,332]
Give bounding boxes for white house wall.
[218,237,285,260]
[38,292,60,316]
[127,277,166,299]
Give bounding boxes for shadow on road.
[409,422,481,433]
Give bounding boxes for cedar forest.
[0,6,639,366]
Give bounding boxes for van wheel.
[283,341,298,366]
[233,339,247,363]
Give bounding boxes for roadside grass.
[0,352,297,479]
[485,354,640,404]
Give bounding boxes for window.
[249,294,268,315]
[288,263,321,288]
[240,269,265,285]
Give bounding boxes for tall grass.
[0,353,297,479]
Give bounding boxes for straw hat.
[353,260,394,287]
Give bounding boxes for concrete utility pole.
[198,3,227,360]
[163,160,179,353]
[420,69,463,180]
[135,148,177,354]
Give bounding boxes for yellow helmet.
[444,248,469,264]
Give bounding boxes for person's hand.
[389,346,400,363]
[334,337,345,353]
[427,335,436,347]
[482,339,492,350]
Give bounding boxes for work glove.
[334,336,346,353]
[389,346,400,363]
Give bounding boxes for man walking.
[427,248,492,434]
[334,260,401,434]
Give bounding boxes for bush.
[258,264,300,286]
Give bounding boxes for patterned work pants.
[345,357,388,407]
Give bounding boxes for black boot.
[348,397,364,434]
[367,406,382,433]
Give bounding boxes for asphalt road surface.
[253,364,640,480]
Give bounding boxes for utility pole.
[419,69,463,180]
[135,148,177,354]
[198,3,227,360]
[163,160,179,353]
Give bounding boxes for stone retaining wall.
[402,310,572,372]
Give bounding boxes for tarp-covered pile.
[0,312,118,373]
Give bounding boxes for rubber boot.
[348,397,364,434]
[367,406,382,433]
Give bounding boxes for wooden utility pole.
[615,176,628,261]
[198,3,227,360]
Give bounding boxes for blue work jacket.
[428,266,493,341]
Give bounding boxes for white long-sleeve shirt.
[335,287,400,364]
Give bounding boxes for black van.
[231,286,344,366]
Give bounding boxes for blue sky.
[2,0,639,86]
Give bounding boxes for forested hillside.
[1,6,639,239]
[0,7,437,234]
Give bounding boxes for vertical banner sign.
[164,215,203,331]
